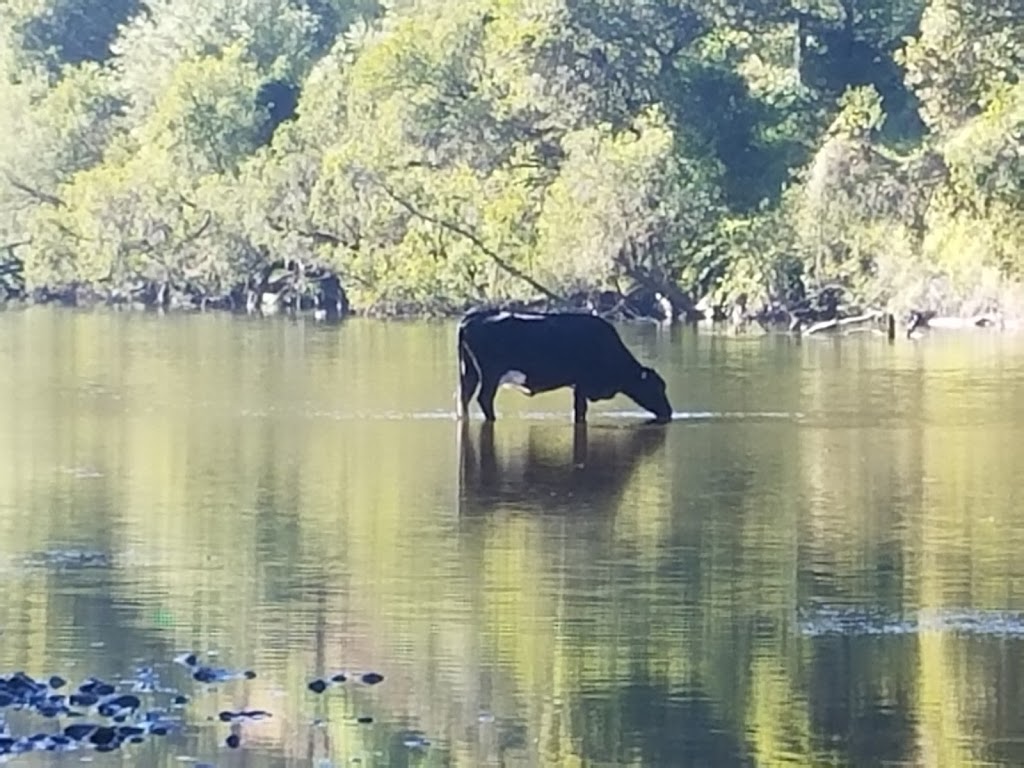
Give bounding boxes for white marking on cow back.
[499,369,532,394]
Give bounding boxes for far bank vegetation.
[0,0,1021,331]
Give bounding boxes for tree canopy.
[1,0,1021,317]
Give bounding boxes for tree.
[899,0,1023,134]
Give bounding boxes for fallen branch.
[804,310,881,336]
[372,177,563,303]
[909,312,1001,333]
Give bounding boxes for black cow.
[456,308,673,424]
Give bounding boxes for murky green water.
[2,307,1024,767]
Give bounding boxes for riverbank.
[3,278,1021,339]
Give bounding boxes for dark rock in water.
[107,693,141,709]
[37,699,70,718]
[307,679,327,694]
[0,693,14,708]
[70,692,100,707]
[226,733,241,749]
[173,694,189,705]
[357,716,373,724]
[193,664,253,684]
[64,723,98,741]
[89,726,118,746]
[176,651,254,683]
[117,725,145,738]
[78,677,115,697]
[98,693,141,718]
[219,709,271,723]
[331,672,347,683]
[192,667,218,683]
[360,672,384,685]
[2,671,45,698]
[48,675,67,690]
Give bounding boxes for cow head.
[625,367,672,424]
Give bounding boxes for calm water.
[2,308,1024,767]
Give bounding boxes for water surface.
[2,308,1024,766]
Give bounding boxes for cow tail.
[455,322,471,376]
[457,320,467,379]
[457,319,482,383]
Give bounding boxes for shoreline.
[1,290,1020,337]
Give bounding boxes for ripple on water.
[798,606,1024,638]
[289,408,805,423]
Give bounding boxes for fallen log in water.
[803,310,882,336]
[906,310,1007,337]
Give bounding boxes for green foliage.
[535,106,721,291]
[831,85,885,139]
[136,46,267,177]
[899,0,1023,133]
[2,0,1023,316]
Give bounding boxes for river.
[2,307,1024,767]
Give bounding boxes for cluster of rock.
[0,651,390,760]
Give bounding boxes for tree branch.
[2,239,30,254]
[372,176,563,302]
[267,217,357,248]
[181,211,212,245]
[4,172,66,208]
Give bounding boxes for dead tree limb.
[373,177,563,303]
[805,310,881,336]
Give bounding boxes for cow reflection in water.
[457,421,667,515]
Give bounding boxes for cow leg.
[477,375,499,422]
[573,388,588,424]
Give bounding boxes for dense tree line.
[0,0,1020,319]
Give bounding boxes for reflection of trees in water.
[571,681,750,767]
[7,317,1024,766]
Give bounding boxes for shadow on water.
[456,421,667,516]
